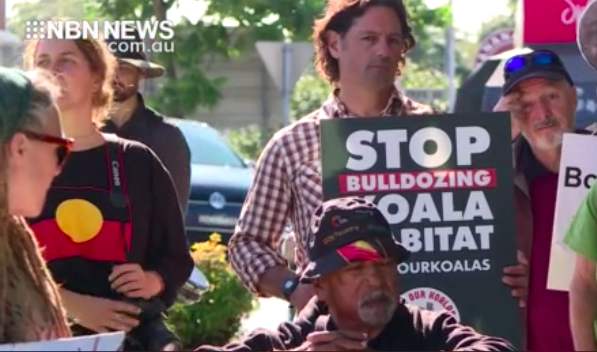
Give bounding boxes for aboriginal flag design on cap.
[337,239,385,262]
[300,197,410,283]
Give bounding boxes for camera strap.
[103,133,130,257]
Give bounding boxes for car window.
[172,120,246,168]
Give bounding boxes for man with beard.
[228,0,439,318]
[494,49,587,350]
[101,33,191,212]
[194,197,515,351]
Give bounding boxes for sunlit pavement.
[241,298,290,333]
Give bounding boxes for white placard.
[549,133,597,291]
[0,332,125,351]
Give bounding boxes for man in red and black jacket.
[195,197,516,351]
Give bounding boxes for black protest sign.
[320,112,521,348]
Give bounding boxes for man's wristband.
[281,276,300,301]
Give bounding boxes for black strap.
[106,135,127,209]
[104,134,130,258]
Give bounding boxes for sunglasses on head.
[18,130,74,167]
[504,51,564,78]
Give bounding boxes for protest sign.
[0,332,124,351]
[320,112,521,347]
[549,133,597,291]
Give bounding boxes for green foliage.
[226,68,329,161]
[227,125,276,161]
[204,0,324,41]
[88,0,323,117]
[291,69,329,120]
[167,233,256,348]
[7,0,88,35]
[401,60,447,89]
[404,0,450,68]
[11,0,460,117]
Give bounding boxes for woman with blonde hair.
[0,66,72,342]
[24,35,193,350]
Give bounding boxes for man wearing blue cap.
[194,197,515,351]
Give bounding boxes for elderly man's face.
[315,259,399,327]
[509,78,576,151]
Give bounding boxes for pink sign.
[523,0,589,44]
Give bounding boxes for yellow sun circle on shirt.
[55,199,103,243]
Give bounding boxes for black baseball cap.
[300,197,410,283]
[502,50,573,95]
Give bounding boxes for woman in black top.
[23,35,193,349]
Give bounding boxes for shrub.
[167,233,256,348]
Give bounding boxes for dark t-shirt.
[27,135,193,306]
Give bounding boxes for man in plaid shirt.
[228,0,437,312]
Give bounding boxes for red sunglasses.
[18,130,74,167]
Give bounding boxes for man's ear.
[313,279,328,302]
[326,31,342,59]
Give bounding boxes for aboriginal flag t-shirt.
[27,140,132,300]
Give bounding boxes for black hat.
[104,27,165,78]
[502,50,573,95]
[300,197,410,283]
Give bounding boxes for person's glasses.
[504,51,564,78]
[18,130,74,167]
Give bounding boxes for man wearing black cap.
[195,197,515,351]
[101,34,191,212]
[493,49,590,351]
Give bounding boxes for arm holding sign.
[501,251,529,308]
[564,183,597,351]
[492,93,521,140]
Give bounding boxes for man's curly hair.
[313,0,415,84]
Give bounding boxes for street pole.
[281,42,292,127]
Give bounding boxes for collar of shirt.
[102,93,149,133]
[320,87,405,119]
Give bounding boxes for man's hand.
[289,282,316,312]
[493,92,521,112]
[292,331,369,351]
[502,250,529,308]
[493,93,523,139]
[109,263,164,299]
[68,293,141,333]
